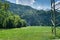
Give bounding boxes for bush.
[21,20,27,27]
[3,15,27,28]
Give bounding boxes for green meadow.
[0,26,60,40]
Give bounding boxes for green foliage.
[0,1,27,28]
[20,19,27,27]
[2,11,27,28]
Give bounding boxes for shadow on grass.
[0,26,27,30]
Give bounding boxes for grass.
[0,26,60,40]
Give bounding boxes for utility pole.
[51,0,56,37]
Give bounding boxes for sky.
[7,0,60,10]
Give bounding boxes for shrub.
[3,15,27,28]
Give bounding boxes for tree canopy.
[0,1,27,28]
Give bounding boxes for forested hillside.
[1,0,60,26]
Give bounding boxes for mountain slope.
[8,3,52,26]
[1,0,60,26]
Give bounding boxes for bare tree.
[51,0,56,37]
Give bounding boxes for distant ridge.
[1,0,60,26]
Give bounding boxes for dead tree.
[51,0,56,37]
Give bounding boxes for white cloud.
[36,6,43,10]
[16,0,35,6]
[55,1,60,5]
[55,1,60,10]
[32,6,50,10]
[7,0,16,3]
[7,0,50,10]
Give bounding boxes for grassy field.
[0,26,60,40]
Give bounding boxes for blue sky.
[7,0,60,10]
